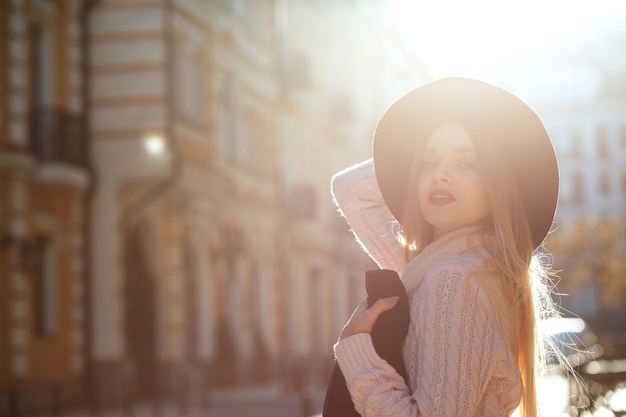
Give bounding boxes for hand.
[339,296,400,340]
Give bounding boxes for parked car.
[542,317,604,369]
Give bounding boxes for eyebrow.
[422,148,477,155]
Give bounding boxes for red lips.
[428,189,456,206]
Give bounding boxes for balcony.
[30,106,87,168]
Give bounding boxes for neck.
[403,225,485,297]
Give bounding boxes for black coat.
[322,269,410,417]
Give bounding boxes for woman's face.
[417,124,491,240]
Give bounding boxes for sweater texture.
[331,159,523,417]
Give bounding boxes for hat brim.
[373,77,559,248]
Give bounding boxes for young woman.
[330,78,560,417]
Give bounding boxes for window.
[232,0,248,18]
[599,172,610,196]
[183,241,199,359]
[218,77,238,160]
[285,183,317,220]
[329,92,354,124]
[245,1,267,42]
[562,172,585,205]
[286,53,310,89]
[31,236,57,337]
[571,131,583,159]
[237,109,250,166]
[29,22,56,152]
[190,51,205,125]
[572,172,584,205]
[310,266,323,355]
[217,80,251,166]
[249,110,271,176]
[173,38,185,115]
[276,259,291,356]
[173,40,206,126]
[29,22,55,107]
[596,125,609,159]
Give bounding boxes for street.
[40,377,626,417]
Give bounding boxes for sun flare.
[387,0,626,76]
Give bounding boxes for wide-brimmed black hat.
[373,77,559,248]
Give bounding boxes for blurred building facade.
[0,0,428,415]
[0,0,90,414]
[511,68,626,221]
[538,77,626,325]
[504,53,626,328]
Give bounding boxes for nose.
[432,162,452,184]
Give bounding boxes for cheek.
[474,183,492,215]
[460,174,489,209]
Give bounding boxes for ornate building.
[0,0,90,414]
[499,32,626,330]
[527,73,626,326]
[1,0,428,415]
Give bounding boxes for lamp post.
[143,134,166,157]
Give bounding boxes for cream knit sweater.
[331,159,523,417]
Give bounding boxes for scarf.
[401,225,485,298]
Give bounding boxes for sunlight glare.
[536,375,570,417]
[540,317,585,336]
[144,134,166,156]
[609,386,626,412]
[387,0,626,76]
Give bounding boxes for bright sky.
[387,0,626,77]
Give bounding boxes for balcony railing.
[30,106,87,168]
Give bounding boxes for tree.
[546,216,626,331]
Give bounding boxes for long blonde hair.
[399,120,559,417]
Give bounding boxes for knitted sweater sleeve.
[334,263,505,417]
[331,158,405,273]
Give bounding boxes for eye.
[421,159,437,169]
[458,158,477,169]
[421,152,438,167]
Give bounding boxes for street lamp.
[144,134,166,156]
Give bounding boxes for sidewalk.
[206,384,326,417]
[59,384,326,417]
